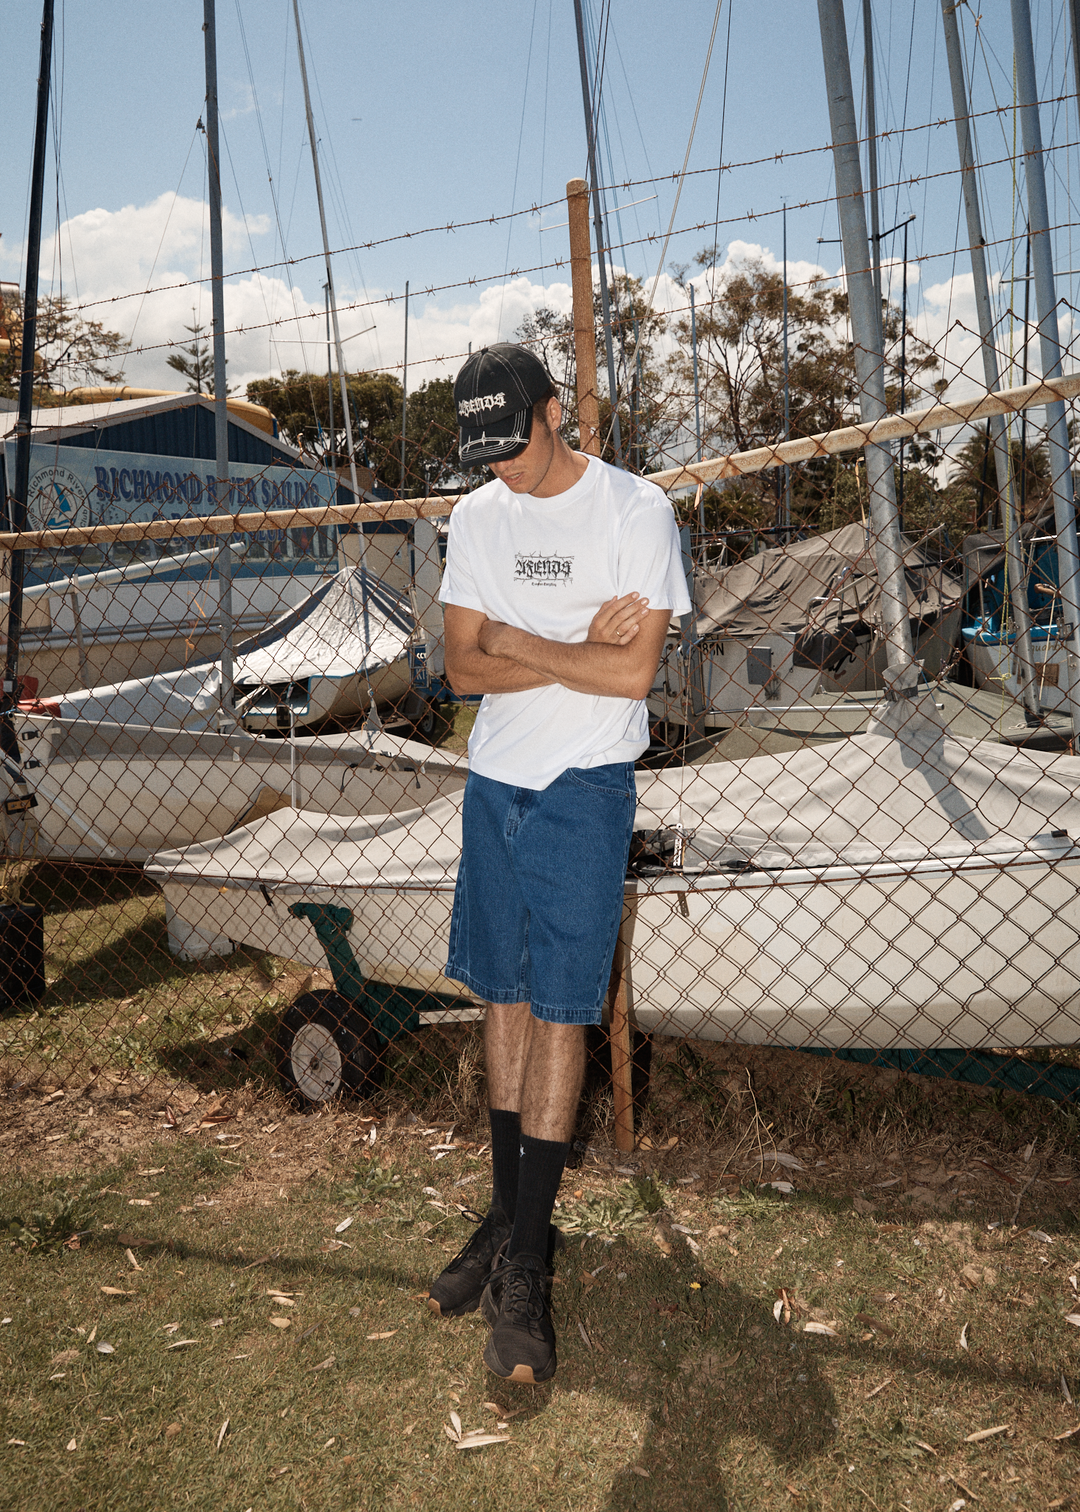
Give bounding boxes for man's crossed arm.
[443,593,672,702]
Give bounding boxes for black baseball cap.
[455,343,555,465]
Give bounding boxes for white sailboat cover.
[41,568,412,730]
[147,693,1080,890]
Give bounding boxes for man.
[426,343,690,1384]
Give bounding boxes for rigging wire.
[498,0,541,336]
[645,0,733,318]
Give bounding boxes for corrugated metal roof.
[2,394,304,468]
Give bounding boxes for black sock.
[489,1108,521,1221]
[507,1133,569,1264]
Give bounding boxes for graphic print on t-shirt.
[514,551,574,587]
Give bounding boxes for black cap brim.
[459,405,533,466]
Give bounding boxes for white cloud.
[0,194,591,397]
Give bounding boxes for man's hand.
[586,592,651,645]
[467,599,670,701]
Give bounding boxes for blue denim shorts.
[445,763,637,1025]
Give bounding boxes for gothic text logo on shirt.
[514,552,573,587]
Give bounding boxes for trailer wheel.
[275,990,381,1107]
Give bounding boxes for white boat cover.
[44,568,413,730]
[694,523,962,641]
[146,693,1080,889]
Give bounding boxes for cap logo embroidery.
[458,392,507,419]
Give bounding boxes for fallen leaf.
[267,1296,295,1308]
[964,1423,1010,1443]
[162,1322,180,1334]
[66,1438,76,1452]
[335,1217,355,1234]
[444,1424,460,1444]
[456,1432,510,1450]
[269,1318,291,1330]
[86,1325,97,1344]
[127,1199,153,1207]
[865,1377,893,1400]
[449,1411,462,1438]
[164,1423,181,1441]
[1052,1423,1080,1441]
[95,1342,115,1355]
[767,1181,795,1195]
[7,1440,26,1447]
[366,1330,398,1340]
[913,1440,938,1455]
[960,1322,970,1351]
[209,1318,225,1328]
[1065,1314,1080,1328]
[100,1287,132,1297]
[51,1349,80,1367]
[762,1151,804,1170]
[803,1322,838,1337]
[653,1234,672,1256]
[124,1249,143,1272]
[137,1168,165,1177]
[630,1466,650,1478]
[165,1339,201,1350]
[311,1355,336,1372]
[855,1313,895,1338]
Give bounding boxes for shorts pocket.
[565,763,635,798]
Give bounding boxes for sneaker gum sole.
[482,1337,556,1385]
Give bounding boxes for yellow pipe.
[63,385,277,437]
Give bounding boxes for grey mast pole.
[572,0,623,467]
[203,0,234,728]
[818,0,916,689]
[3,0,53,778]
[941,0,1038,718]
[292,0,365,555]
[861,0,883,345]
[1011,0,1080,735]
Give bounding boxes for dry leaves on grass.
[964,1423,1011,1443]
[444,1411,510,1451]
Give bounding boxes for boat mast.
[291,0,365,542]
[202,0,235,728]
[818,0,916,691]
[3,0,54,773]
[1010,0,1080,735]
[940,0,1038,719]
[861,0,884,345]
[572,0,623,467]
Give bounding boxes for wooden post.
[606,895,636,1152]
[566,177,601,457]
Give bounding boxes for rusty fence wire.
[3,316,1080,1145]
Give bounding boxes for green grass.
[0,1122,1077,1512]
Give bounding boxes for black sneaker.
[481,1249,556,1384]
[426,1207,511,1318]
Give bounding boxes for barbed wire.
[62,90,1080,320]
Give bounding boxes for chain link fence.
[3,301,1080,1151]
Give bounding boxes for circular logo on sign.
[26,463,91,531]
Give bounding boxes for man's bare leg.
[519,1020,586,1143]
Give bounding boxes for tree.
[246,368,483,495]
[516,272,670,471]
[166,320,227,394]
[0,293,128,398]
[666,251,941,534]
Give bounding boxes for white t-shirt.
[440,455,691,790]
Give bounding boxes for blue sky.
[3,0,1080,433]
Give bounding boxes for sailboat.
[144,0,1080,1070]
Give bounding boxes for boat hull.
[156,847,1080,1051]
[16,717,466,864]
